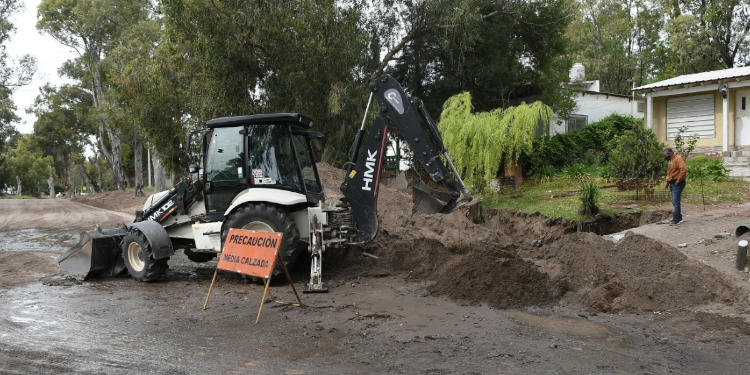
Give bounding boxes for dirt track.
[3,194,750,373]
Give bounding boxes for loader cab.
[203,113,324,215]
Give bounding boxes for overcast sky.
[7,0,78,134]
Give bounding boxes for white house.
[549,63,644,135]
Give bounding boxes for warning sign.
[217,229,282,279]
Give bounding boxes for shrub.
[673,126,699,160]
[687,156,729,182]
[579,181,601,216]
[608,124,665,186]
[562,163,590,178]
[521,114,640,177]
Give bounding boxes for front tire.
[121,230,168,282]
[221,203,301,278]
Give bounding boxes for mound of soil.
[71,189,151,214]
[316,162,740,312]
[533,232,739,312]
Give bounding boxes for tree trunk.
[89,48,127,190]
[134,132,144,197]
[16,175,21,196]
[48,162,55,198]
[153,153,168,192]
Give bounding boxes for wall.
[549,92,643,135]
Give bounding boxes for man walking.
[663,148,687,225]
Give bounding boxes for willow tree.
[439,92,552,192]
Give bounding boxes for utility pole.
[147,147,152,187]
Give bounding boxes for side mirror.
[189,163,199,174]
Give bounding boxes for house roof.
[634,66,750,92]
[580,90,638,99]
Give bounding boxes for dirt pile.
[71,189,150,214]
[531,232,739,312]
[317,163,560,308]
[323,163,742,312]
[317,163,740,311]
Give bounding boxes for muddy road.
[3,197,750,374]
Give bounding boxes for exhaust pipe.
[737,239,748,271]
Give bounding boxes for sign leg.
[256,277,272,324]
[202,268,219,310]
[278,254,302,306]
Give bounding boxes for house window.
[567,115,588,132]
[743,97,746,110]
[637,102,646,113]
[666,93,715,140]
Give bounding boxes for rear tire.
[121,230,168,282]
[221,203,301,278]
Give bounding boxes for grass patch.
[482,177,750,221]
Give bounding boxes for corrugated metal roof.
[634,66,750,91]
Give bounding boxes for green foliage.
[393,0,575,116]
[9,135,53,195]
[579,181,601,216]
[673,126,699,160]
[608,124,665,180]
[687,156,729,182]
[562,163,590,178]
[439,92,553,192]
[522,114,640,176]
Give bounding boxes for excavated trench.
[316,163,740,313]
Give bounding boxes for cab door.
[204,126,247,213]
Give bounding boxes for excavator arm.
[340,74,472,243]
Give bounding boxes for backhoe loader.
[57,74,472,292]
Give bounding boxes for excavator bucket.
[412,178,463,214]
[57,227,128,279]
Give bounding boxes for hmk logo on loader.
[361,149,378,192]
[147,199,177,222]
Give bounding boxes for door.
[204,126,247,213]
[666,94,715,139]
[736,89,750,146]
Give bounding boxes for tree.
[387,0,576,116]
[37,0,149,189]
[660,0,750,76]
[439,92,553,192]
[30,84,94,192]
[9,135,53,195]
[0,0,35,190]
[608,123,666,197]
[567,0,665,94]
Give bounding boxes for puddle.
[0,229,80,253]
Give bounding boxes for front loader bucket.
[57,227,128,279]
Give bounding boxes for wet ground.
[3,199,750,374]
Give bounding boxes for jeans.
[669,181,685,223]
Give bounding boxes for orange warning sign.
[217,229,283,279]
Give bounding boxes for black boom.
[340,75,472,243]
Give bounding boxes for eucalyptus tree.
[567,0,664,94]
[29,84,94,192]
[37,0,150,189]
[660,0,750,74]
[0,0,35,190]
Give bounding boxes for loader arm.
[340,74,472,243]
